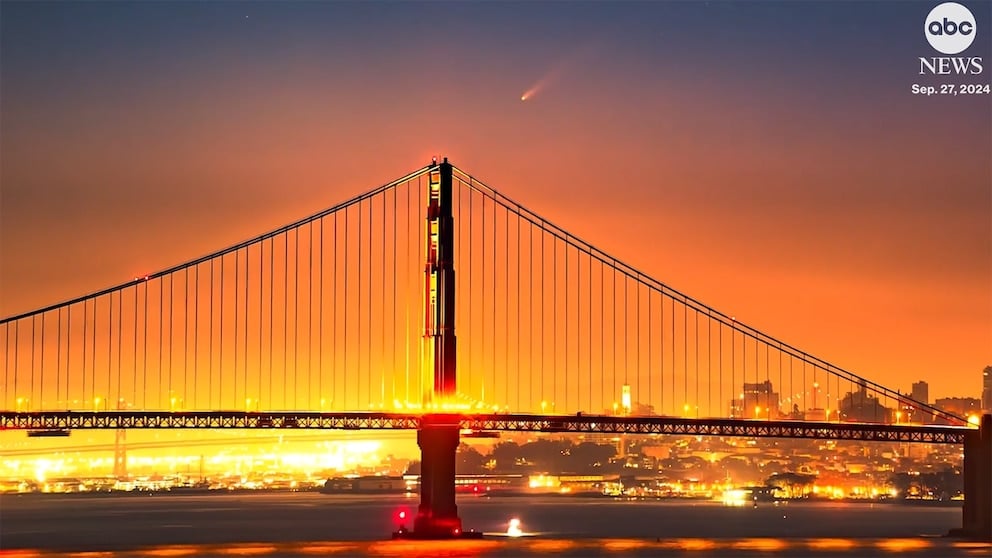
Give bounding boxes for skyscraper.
[910,381,930,423]
[982,366,992,412]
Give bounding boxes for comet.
[519,45,597,102]
[519,71,559,102]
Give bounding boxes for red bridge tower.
[405,158,473,538]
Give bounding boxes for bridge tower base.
[949,413,992,541]
[393,417,480,539]
[413,421,461,537]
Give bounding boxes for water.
[1,492,987,557]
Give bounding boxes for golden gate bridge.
[1,159,989,540]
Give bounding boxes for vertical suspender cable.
[490,199,496,407]
[106,292,112,407]
[506,207,512,410]
[91,299,98,408]
[83,300,88,408]
[193,267,199,409]
[257,239,263,409]
[244,246,250,408]
[184,269,188,409]
[65,303,71,405]
[59,307,64,406]
[188,274,194,409]
[516,207,521,412]
[481,193,486,404]
[731,325,735,416]
[343,208,348,409]
[220,258,226,409]
[357,200,363,408]
[468,185,474,403]
[117,290,123,408]
[142,287,149,407]
[166,275,172,408]
[648,288,652,414]
[331,211,344,409]
[612,266,616,409]
[389,190,394,405]
[333,213,338,407]
[707,312,712,416]
[587,250,592,412]
[41,313,47,409]
[470,182,477,401]
[269,237,274,409]
[3,324,8,410]
[764,344,769,419]
[623,273,628,399]
[404,183,410,405]
[661,294,665,414]
[528,216,533,410]
[307,222,313,409]
[29,317,35,410]
[416,179,422,405]
[284,232,289,409]
[778,347,782,418]
[552,230,557,410]
[234,251,239,407]
[294,226,300,409]
[368,199,373,407]
[320,216,324,409]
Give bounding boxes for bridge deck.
[0,411,969,444]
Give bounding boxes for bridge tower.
[410,158,466,538]
[953,413,992,541]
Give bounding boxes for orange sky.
[1,2,989,404]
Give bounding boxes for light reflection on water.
[2,494,985,557]
[8,538,991,557]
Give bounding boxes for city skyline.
[2,2,990,403]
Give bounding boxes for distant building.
[934,397,981,418]
[729,380,780,419]
[983,366,992,412]
[838,385,893,423]
[911,381,929,406]
[909,381,930,423]
[621,385,632,415]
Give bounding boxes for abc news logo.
[920,2,982,74]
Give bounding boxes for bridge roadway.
[0,411,970,444]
